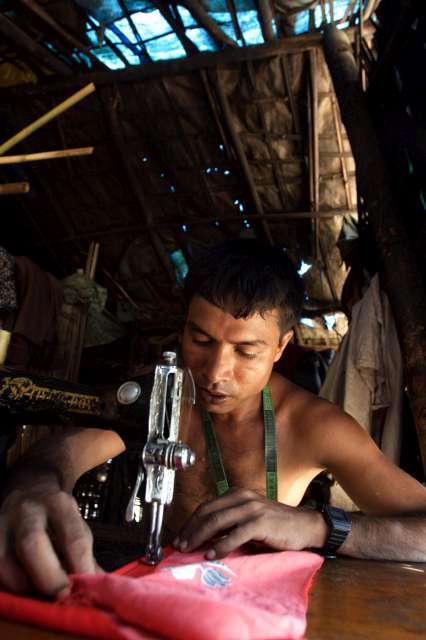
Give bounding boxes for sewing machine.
[0,352,196,564]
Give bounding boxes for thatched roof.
[0,1,385,348]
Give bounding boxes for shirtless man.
[1,239,426,597]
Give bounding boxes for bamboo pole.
[0,147,94,164]
[0,182,30,195]
[0,83,96,156]
[323,24,426,473]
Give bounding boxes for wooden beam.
[0,12,72,76]
[257,0,275,42]
[330,93,353,209]
[51,210,353,245]
[323,24,426,473]
[0,147,94,164]
[0,181,30,195]
[18,0,106,69]
[213,70,274,245]
[226,0,244,43]
[152,1,198,55]
[308,49,320,259]
[6,33,323,95]
[180,0,237,48]
[0,83,96,156]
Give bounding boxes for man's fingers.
[0,517,33,593]
[206,519,262,559]
[48,496,96,575]
[177,488,258,547]
[14,505,70,597]
[180,501,263,552]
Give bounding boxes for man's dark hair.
[184,238,304,334]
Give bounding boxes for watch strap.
[317,504,352,558]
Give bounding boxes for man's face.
[182,295,292,414]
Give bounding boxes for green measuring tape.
[202,385,278,500]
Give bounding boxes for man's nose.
[203,346,232,383]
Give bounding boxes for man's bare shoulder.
[270,372,363,452]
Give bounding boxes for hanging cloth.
[202,385,278,500]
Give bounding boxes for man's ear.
[274,330,293,362]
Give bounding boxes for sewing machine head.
[119,351,196,564]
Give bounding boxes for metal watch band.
[318,505,352,558]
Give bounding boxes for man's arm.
[173,487,426,562]
[173,406,426,561]
[0,428,125,597]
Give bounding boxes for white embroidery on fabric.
[161,560,236,588]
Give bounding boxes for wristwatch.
[316,505,352,558]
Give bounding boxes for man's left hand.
[173,487,328,559]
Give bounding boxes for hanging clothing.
[319,274,403,510]
[3,256,63,369]
[0,548,323,640]
[62,270,125,347]
[0,246,17,313]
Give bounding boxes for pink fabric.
[0,548,323,640]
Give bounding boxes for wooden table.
[1,558,425,639]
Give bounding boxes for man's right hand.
[0,484,99,597]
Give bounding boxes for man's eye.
[238,351,257,359]
[192,336,211,345]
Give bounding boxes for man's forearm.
[3,431,79,497]
[338,513,426,562]
[2,427,125,500]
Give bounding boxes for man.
[1,239,426,598]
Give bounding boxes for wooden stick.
[0,12,71,76]
[308,49,320,260]
[0,147,94,164]
[0,83,96,156]
[19,0,106,69]
[330,94,353,209]
[0,181,30,195]
[180,0,238,47]
[257,0,276,42]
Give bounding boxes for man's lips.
[199,388,231,403]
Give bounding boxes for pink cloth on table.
[0,548,323,640]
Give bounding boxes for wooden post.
[323,24,426,473]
